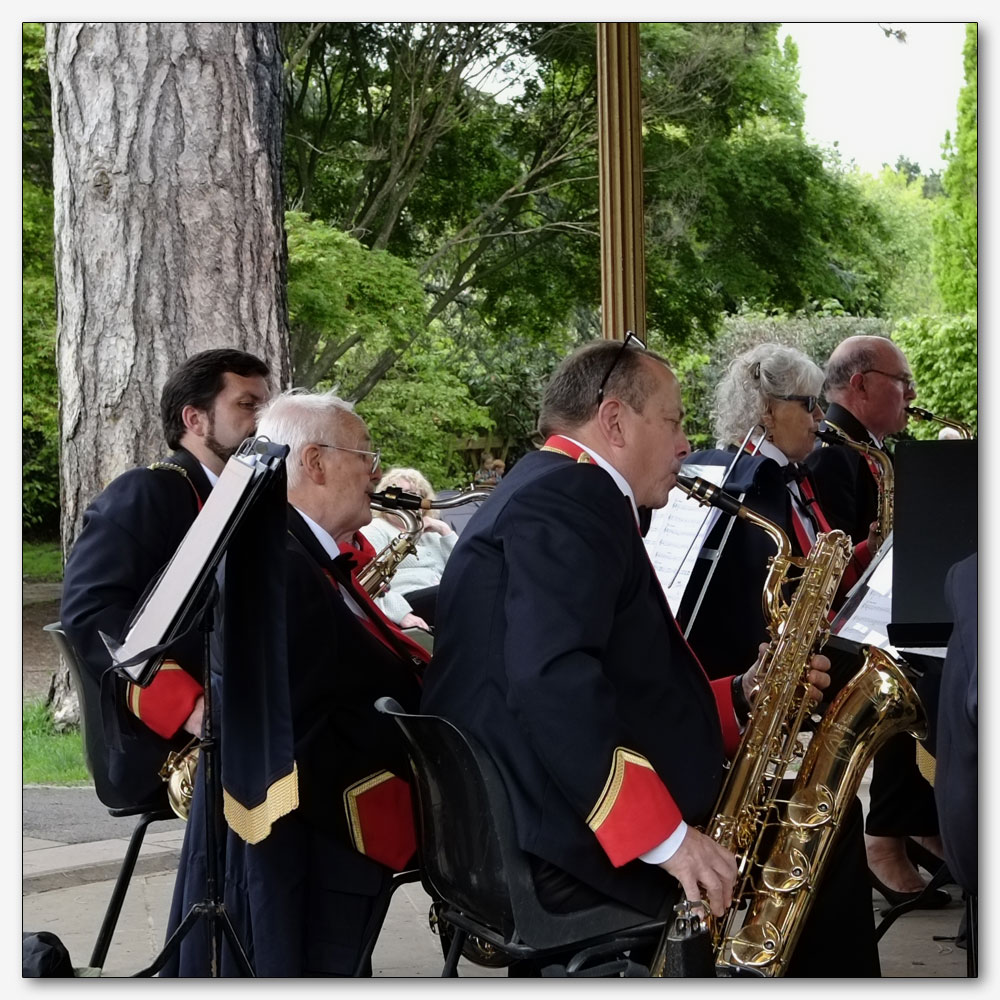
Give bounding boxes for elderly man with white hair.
[164,388,427,978]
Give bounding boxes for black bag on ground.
[22,931,75,977]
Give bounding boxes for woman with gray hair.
[677,343,879,680]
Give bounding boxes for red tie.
[322,563,430,670]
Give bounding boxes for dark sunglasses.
[597,330,646,405]
[770,393,818,412]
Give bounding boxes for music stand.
[101,437,289,977]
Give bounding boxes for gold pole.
[596,23,646,342]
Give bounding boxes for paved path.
[22,777,970,979]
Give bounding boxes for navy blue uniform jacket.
[61,448,210,807]
[934,552,978,895]
[805,402,880,544]
[163,507,424,976]
[422,448,740,917]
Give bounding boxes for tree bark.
[46,21,289,724]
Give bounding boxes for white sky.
[779,22,969,176]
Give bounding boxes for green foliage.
[932,24,978,313]
[353,333,495,488]
[23,180,60,537]
[22,23,52,190]
[854,166,944,317]
[285,211,426,391]
[22,700,90,786]
[893,315,978,437]
[23,540,64,581]
[642,23,897,339]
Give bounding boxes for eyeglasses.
[597,330,646,405]
[770,394,819,412]
[862,369,917,393]
[316,442,381,474]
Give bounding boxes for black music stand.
[101,438,289,977]
[887,439,977,648]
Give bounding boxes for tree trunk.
[46,22,289,724]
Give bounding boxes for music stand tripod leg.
[132,593,254,977]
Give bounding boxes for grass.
[22,699,91,786]
[23,540,63,582]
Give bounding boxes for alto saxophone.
[650,475,926,977]
[817,424,894,544]
[360,484,495,598]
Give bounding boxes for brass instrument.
[650,475,925,977]
[159,736,200,822]
[361,484,495,599]
[906,405,974,439]
[816,425,894,545]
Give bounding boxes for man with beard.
[61,348,270,807]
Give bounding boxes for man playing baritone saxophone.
[60,348,271,808]
[805,335,947,910]
[422,338,879,976]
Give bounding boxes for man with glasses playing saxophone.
[422,338,876,976]
[164,389,429,977]
[805,335,947,912]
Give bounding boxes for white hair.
[256,388,361,490]
[713,343,824,448]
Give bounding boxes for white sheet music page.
[643,463,726,614]
[112,453,260,679]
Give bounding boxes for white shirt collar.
[293,506,340,562]
[200,463,219,488]
[757,438,790,467]
[561,436,639,525]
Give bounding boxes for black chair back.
[43,622,168,814]
[375,697,660,954]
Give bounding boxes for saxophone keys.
[727,921,782,968]
[785,784,836,827]
[761,846,811,892]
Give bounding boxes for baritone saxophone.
[649,475,926,977]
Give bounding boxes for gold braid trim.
[343,770,397,854]
[148,461,189,476]
[223,762,299,844]
[586,747,655,831]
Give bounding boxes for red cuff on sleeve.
[836,540,872,602]
[710,677,743,758]
[125,661,203,739]
[587,749,682,867]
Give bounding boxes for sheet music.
[644,464,726,613]
[110,452,264,680]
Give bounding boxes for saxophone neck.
[676,474,792,631]
[906,405,973,439]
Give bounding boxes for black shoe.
[869,870,951,910]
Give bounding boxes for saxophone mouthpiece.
[905,405,932,420]
[372,487,431,510]
[815,428,842,446]
[677,474,745,517]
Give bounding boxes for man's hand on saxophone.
[658,827,738,919]
[742,643,832,711]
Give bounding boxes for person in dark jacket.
[163,389,427,977]
[679,343,876,677]
[805,335,944,906]
[933,552,978,897]
[423,338,877,976]
[60,348,270,807]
